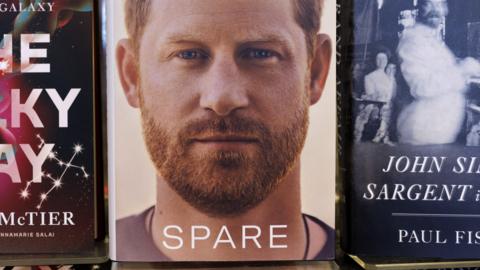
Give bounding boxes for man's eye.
[176,50,207,60]
[242,49,277,60]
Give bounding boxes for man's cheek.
[260,85,305,113]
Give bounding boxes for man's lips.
[193,135,259,144]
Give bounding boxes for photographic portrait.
[108,0,336,262]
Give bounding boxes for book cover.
[0,0,98,254]
[338,0,480,259]
[108,0,336,262]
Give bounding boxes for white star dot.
[54,180,61,187]
[74,145,83,153]
[0,60,9,71]
[20,190,29,199]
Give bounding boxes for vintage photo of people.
[352,0,480,146]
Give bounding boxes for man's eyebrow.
[240,34,293,47]
[163,32,294,47]
[165,33,205,44]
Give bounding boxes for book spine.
[106,0,117,260]
[94,0,107,242]
[336,0,355,254]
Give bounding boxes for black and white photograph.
[352,0,480,146]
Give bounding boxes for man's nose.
[199,55,249,116]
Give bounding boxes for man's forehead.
[149,0,294,15]
[146,0,296,30]
[144,0,301,45]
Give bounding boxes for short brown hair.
[124,0,323,58]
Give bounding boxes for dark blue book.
[338,0,480,259]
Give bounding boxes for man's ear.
[117,39,140,108]
[309,34,332,105]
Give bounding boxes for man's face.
[386,64,396,76]
[376,53,388,70]
[419,0,448,28]
[121,0,325,217]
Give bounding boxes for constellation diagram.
[19,134,89,209]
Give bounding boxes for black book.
[0,0,101,254]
